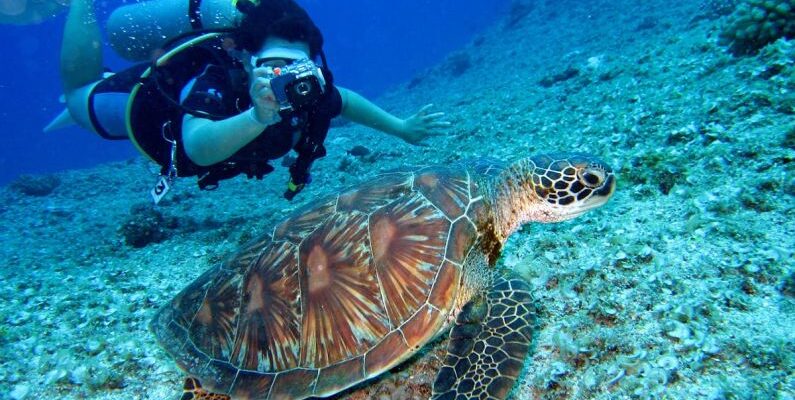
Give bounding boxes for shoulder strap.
[148,32,245,121]
[188,0,203,30]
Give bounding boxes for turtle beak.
[553,173,616,221]
[583,174,615,206]
[595,174,616,198]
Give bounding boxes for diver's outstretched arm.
[337,87,450,145]
[60,0,103,93]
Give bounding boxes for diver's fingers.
[421,112,445,121]
[417,104,435,115]
[252,87,267,102]
[252,67,272,79]
[251,77,271,94]
[252,91,276,111]
[425,128,451,138]
[427,121,452,128]
[256,91,276,104]
[251,82,275,103]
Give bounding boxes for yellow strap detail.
[232,0,260,7]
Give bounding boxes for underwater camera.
[267,59,327,112]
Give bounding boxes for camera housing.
[267,58,327,112]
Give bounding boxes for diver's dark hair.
[234,0,324,58]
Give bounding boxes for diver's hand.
[248,67,281,126]
[399,104,451,145]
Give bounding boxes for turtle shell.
[151,162,500,399]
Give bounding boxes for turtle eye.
[579,168,605,188]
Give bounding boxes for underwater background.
[1,0,794,399]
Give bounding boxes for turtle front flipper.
[181,377,231,400]
[432,277,535,400]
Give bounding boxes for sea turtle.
[152,152,615,400]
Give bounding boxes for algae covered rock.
[719,0,795,55]
[780,271,795,297]
[9,174,61,196]
[118,204,178,248]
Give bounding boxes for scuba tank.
[106,0,242,61]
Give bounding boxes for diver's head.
[234,0,323,60]
[252,36,310,68]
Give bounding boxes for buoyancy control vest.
[125,31,335,191]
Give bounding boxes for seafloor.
[1,0,793,399]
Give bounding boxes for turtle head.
[489,153,615,239]
[524,153,615,222]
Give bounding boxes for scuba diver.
[50,0,450,202]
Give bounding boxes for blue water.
[0,0,509,185]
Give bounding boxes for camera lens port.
[295,81,313,96]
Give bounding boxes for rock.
[9,174,61,197]
[347,145,372,157]
[70,365,90,385]
[118,204,173,248]
[445,52,472,77]
[635,16,658,31]
[85,339,104,355]
[539,66,580,87]
[506,0,535,29]
[10,384,29,399]
[44,369,67,385]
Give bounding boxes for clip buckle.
[151,121,179,204]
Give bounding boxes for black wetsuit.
[87,33,341,190]
[180,64,343,189]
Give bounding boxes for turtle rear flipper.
[432,278,535,400]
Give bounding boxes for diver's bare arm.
[182,111,269,167]
[338,87,406,139]
[338,87,449,144]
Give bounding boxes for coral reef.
[719,0,795,55]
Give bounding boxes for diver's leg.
[60,0,103,92]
